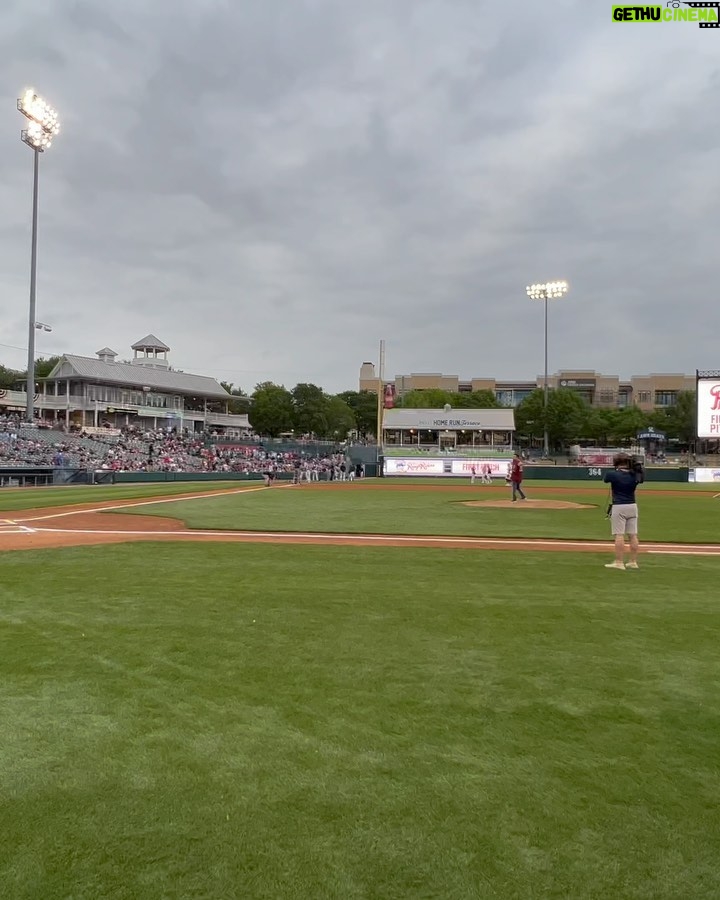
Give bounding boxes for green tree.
[515,388,589,450]
[336,390,377,435]
[34,356,62,379]
[220,381,250,415]
[0,364,20,389]
[468,390,501,409]
[515,390,546,441]
[548,389,590,448]
[646,407,672,434]
[322,396,356,440]
[248,383,294,437]
[397,389,454,409]
[396,388,501,410]
[610,405,648,443]
[583,408,615,444]
[665,391,696,444]
[291,383,330,436]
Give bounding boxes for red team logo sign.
[699,379,720,436]
[711,384,720,411]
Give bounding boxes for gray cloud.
[1,0,719,392]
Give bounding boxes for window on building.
[598,389,616,405]
[496,389,533,408]
[655,391,677,407]
[617,392,629,408]
[637,391,651,404]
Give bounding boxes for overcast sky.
[0,1,718,393]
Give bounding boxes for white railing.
[1,389,245,426]
[206,412,251,427]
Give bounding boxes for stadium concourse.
[0,413,349,478]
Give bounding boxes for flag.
[383,383,396,409]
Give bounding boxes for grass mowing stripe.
[1,543,719,899]
[118,483,720,544]
[0,481,257,513]
[21,485,275,523]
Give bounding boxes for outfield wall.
[525,466,686,483]
[0,465,689,488]
[379,461,688,482]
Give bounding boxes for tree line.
[0,358,696,445]
[247,383,696,446]
[512,387,696,448]
[0,357,61,388]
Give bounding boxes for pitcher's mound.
[462,499,595,510]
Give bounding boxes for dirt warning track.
[0,487,718,557]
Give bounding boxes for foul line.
[24,526,720,555]
[19,485,280,523]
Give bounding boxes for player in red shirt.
[510,453,527,502]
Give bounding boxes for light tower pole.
[525,281,569,456]
[17,89,60,424]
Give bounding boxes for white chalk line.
[22,525,720,555]
[19,484,280,523]
[9,489,720,557]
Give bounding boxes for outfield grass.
[0,481,250,513]
[120,482,720,544]
[381,476,717,492]
[2,543,719,899]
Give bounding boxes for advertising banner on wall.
[696,378,720,438]
[383,457,511,477]
[383,458,446,476]
[689,467,720,484]
[450,459,511,478]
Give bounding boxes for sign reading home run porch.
[382,408,515,431]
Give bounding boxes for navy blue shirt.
[603,469,641,505]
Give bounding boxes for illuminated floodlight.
[524,279,570,457]
[526,281,569,301]
[18,89,60,152]
[18,90,61,423]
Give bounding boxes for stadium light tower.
[17,88,60,424]
[525,280,569,456]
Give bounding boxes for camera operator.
[602,453,644,570]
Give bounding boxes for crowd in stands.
[0,415,354,478]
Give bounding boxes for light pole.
[525,281,569,456]
[17,88,60,424]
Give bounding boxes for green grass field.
[0,481,251,513]
[3,478,720,897]
[118,481,720,544]
[2,543,720,899]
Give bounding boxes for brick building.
[358,363,695,413]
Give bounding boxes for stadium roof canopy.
[132,334,170,351]
[382,408,515,431]
[46,355,230,399]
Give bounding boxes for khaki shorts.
[610,503,638,536]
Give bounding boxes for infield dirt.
[0,485,718,557]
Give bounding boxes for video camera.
[613,452,644,477]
